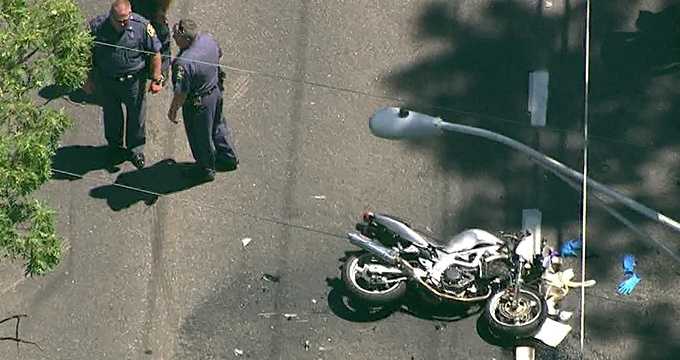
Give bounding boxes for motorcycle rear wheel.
[341,253,407,304]
[483,287,547,339]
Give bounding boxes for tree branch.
[0,314,42,351]
[0,336,41,350]
[19,48,39,65]
[0,314,26,326]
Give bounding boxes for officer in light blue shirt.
[84,0,163,170]
[167,19,238,182]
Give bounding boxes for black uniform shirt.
[90,13,161,77]
[172,33,221,96]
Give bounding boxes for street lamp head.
[368,107,443,140]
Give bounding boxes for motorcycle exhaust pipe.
[347,232,399,265]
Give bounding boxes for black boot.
[181,165,215,183]
[130,152,145,170]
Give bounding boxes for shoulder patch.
[175,65,185,80]
[147,23,157,37]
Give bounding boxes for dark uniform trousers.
[182,86,237,172]
[98,72,147,155]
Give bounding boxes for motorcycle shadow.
[326,276,538,348]
[325,276,483,323]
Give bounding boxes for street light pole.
[368,107,680,235]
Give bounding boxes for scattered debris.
[542,248,560,268]
[558,310,573,322]
[312,195,326,200]
[559,238,582,257]
[542,268,595,315]
[533,318,572,347]
[233,348,244,356]
[618,254,641,296]
[262,273,280,283]
[304,340,310,351]
[622,254,637,274]
[617,273,641,295]
[241,237,252,247]
[283,313,298,321]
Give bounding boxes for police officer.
[129,0,172,79]
[83,0,163,169]
[167,19,238,182]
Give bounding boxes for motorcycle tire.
[341,253,407,305]
[482,287,547,340]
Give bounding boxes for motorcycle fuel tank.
[443,229,504,253]
[372,213,430,248]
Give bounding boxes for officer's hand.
[167,108,179,124]
[82,79,95,95]
[149,82,163,94]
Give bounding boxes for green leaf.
[1,0,89,276]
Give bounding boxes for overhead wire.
[93,41,656,151]
[50,167,347,240]
[68,37,673,255]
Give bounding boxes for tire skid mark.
[268,1,310,359]
[141,1,190,358]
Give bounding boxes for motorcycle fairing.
[443,229,505,253]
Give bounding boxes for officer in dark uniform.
[129,0,172,79]
[167,19,238,182]
[83,0,163,169]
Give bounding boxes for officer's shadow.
[89,159,207,211]
[39,84,101,106]
[52,145,122,179]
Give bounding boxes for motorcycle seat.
[442,229,505,253]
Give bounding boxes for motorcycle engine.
[441,265,476,291]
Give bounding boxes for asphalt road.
[1,1,679,359]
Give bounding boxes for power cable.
[50,168,347,241]
[92,40,654,151]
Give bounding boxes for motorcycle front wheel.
[483,287,547,339]
[341,253,407,304]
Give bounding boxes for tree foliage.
[0,0,91,275]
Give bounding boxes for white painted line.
[528,70,549,127]
[522,208,543,257]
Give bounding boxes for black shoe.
[105,146,126,172]
[130,152,145,169]
[181,166,215,182]
[215,157,239,172]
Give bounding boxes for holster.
[218,67,226,91]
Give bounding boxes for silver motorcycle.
[342,211,548,338]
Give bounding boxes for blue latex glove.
[622,254,636,275]
[560,238,582,257]
[617,273,641,295]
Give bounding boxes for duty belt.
[109,71,142,82]
[188,85,218,106]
